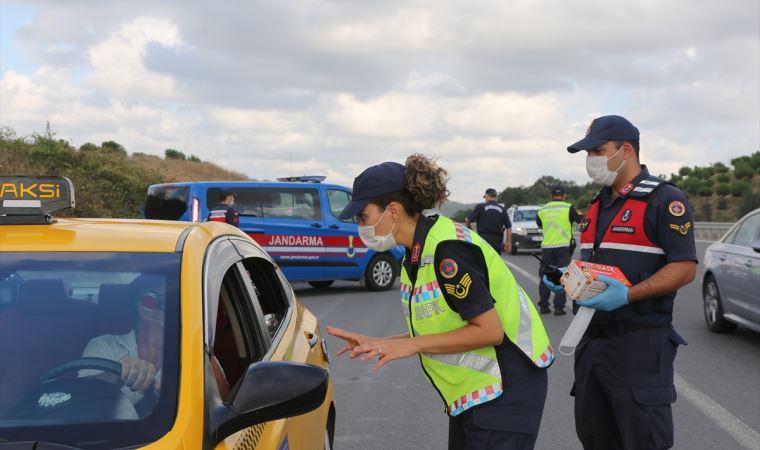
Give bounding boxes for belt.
[587,322,669,339]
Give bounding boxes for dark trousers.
[448,342,547,450]
[481,233,503,255]
[572,326,687,450]
[537,246,572,309]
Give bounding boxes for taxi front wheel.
[365,253,397,291]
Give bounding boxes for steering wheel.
[41,357,123,382]
[41,357,159,418]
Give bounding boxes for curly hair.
[371,154,449,215]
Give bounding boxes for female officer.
[327,154,554,450]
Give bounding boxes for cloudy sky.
[1,0,758,202]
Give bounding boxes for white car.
[507,205,543,254]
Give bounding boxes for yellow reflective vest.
[399,216,554,416]
[538,201,572,248]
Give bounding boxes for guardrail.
[694,221,734,241]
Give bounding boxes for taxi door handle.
[745,260,753,268]
[329,224,340,230]
[311,223,322,228]
[306,332,319,348]
[718,255,726,262]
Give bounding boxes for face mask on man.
[586,145,626,186]
[358,207,398,251]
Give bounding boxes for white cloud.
[1,0,758,202]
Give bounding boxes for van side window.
[327,189,355,223]
[260,188,321,220]
[206,188,262,217]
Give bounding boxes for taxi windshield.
[0,252,180,449]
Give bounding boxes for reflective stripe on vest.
[400,216,553,416]
[538,201,572,248]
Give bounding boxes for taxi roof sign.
[0,176,75,224]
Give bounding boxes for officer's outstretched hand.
[326,326,374,357]
[353,338,418,372]
[542,267,566,294]
[576,275,629,312]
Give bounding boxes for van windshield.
[513,210,538,222]
[0,252,180,449]
[144,185,189,220]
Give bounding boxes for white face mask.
[358,208,397,252]
[586,145,626,186]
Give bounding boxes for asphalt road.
[296,241,760,450]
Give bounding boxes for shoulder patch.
[439,258,458,279]
[668,200,686,217]
[444,273,472,300]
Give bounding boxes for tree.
[79,143,99,152]
[731,180,750,197]
[717,173,730,183]
[188,155,201,162]
[734,160,753,179]
[165,149,186,160]
[678,166,692,176]
[101,140,127,156]
[698,186,713,197]
[714,162,729,173]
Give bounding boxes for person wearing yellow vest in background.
[536,185,584,315]
[327,154,554,450]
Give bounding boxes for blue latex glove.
[576,274,629,312]
[542,267,566,294]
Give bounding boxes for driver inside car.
[79,275,165,409]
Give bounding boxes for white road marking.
[674,372,760,450]
[506,256,760,450]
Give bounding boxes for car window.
[260,187,321,220]
[144,185,190,220]
[207,187,263,217]
[328,189,355,222]
[211,264,270,398]
[0,252,181,449]
[240,257,290,341]
[730,213,760,247]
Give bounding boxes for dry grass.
[130,154,249,182]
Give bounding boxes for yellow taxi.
[0,177,336,449]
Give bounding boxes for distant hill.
[0,126,247,218]
[439,199,476,218]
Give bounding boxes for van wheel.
[308,280,334,289]
[703,276,737,333]
[365,253,397,291]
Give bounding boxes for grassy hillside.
[0,126,247,218]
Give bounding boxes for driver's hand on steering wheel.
[121,356,157,393]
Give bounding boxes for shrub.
[101,141,127,156]
[188,155,201,162]
[717,198,728,210]
[164,149,186,160]
[715,183,730,196]
[734,161,753,179]
[678,166,692,176]
[698,186,713,197]
[717,173,730,183]
[714,162,729,173]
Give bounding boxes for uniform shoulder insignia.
[669,222,692,235]
[444,273,472,300]
[439,258,458,278]
[668,200,686,217]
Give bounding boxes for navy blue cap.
[220,188,237,199]
[484,188,498,197]
[551,185,565,195]
[338,162,406,219]
[567,115,640,153]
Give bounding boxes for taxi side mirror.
[209,361,328,444]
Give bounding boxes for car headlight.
[515,227,527,235]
